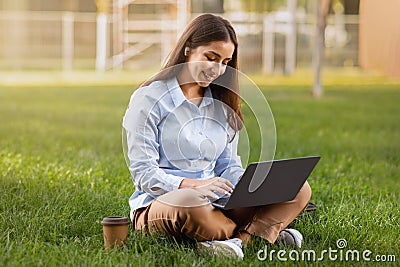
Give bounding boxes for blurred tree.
[313,0,331,97]
[192,0,224,13]
[95,0,109,13]
[239,0,286,12]
[66,0,78,11]
[343,0,359,14]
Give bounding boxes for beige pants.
[132,181,311,244]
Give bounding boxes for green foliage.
[240,0,286,13]
[0,81,399,266]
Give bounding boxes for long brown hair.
[141,13,243,132]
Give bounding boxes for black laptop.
[212,156,320,210]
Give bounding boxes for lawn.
[0,71,399,266]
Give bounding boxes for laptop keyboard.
[212,196,230,207]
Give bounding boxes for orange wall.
[359,0,400,77]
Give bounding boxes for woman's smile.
[202,70,217,82]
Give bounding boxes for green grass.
[1,74,399,266]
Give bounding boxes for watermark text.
[257,238,396,262]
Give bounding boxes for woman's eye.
[206,56,215,61]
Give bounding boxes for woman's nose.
[211,62,224,76]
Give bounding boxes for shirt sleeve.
[214,131,245,186]
[122,88,184,198]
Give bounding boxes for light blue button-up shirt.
[123,77,245,213]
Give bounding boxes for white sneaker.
[277,229,303,248]
[198,238,244,260]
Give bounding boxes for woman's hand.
[179,177,235,199]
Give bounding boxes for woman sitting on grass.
[123,13,311,259]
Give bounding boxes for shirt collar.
[199,86,213,108]
[166,76,213,108]
[166,77,186,107]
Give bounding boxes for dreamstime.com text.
[257,238,396,263]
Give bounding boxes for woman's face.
[185,40,235,87]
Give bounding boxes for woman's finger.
[210,184,231,197]
[205,189,219,199]
[216,178,235,191]
[214,181,233,193]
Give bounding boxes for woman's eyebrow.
[207,51,232,61]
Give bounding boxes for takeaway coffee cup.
[101,216,130,250]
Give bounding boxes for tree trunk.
[312,0,331,97]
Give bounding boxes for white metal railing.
[103,0,189,71]
[228,11,360,74]
[0,10,98,71]
[0,10,360,72]
[0,10,96,22]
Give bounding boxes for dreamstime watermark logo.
[257,238,397,263]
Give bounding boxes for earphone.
[184,46,190,56]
